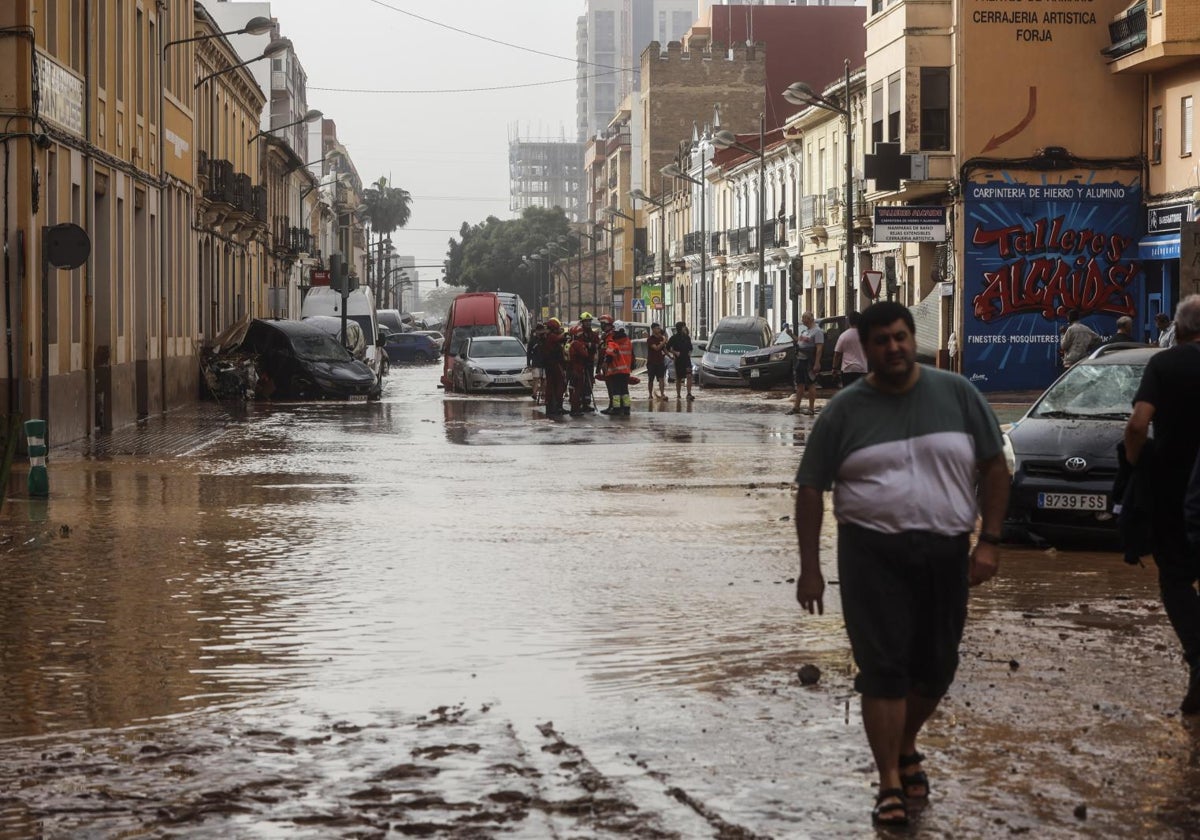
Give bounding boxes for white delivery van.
[301,286,386,399]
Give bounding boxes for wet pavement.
[1,367,1199,838]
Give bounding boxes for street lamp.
[163,15,273,57]
[595,221,618,319]
[575,230,600,315]
[784,59,854,316]
[713,114,768,319]
[661,155,708,338]
[194,37,292,88]
[605,207,637,319]
[248,107,323,144]
[630,186,669,325]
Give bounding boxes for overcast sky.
[266,0,583,285]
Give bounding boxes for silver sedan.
[451,336,532,393]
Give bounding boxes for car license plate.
[750,368,760,378]
[348,394,368,402]
[494,376,515,384]
[1037,493,1106,511]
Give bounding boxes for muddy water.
[0,368,1197,838]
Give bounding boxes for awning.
[1140,233,1180,260]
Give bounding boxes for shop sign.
[1147,203,1193,235]
[35,52,83,136]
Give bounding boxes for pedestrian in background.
[1125,294,1200,714]
[527,322,547,405]
[667,321,695,401]
[1060,309,1099,367]
[646,322,669,401]
[786,312,824,415]
[1156,311,1177,348]
[1101,315,1135,347]
[793,300,1010,828]
[832,310,867,388]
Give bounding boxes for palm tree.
[361,176,413,307]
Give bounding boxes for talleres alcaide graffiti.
[963,172,1142,392]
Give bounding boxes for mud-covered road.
[1,366,1198,838]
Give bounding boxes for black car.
[737,316,847,389]
[240,319,379,400]
[1003,345,1158,545]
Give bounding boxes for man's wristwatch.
[977,532,1002,546]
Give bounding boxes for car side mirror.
[698,342,707,352]
[377,328,389,347]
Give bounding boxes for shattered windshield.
[1032,361,1145,419]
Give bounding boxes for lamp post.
[576,230,600,315]
[662,152,708,338]
[248,107,323,145]
[194,37,292,89]
[630,185,669,326]
[785,59,854,317]
[606,207,636,318]
[547,241,569,315]
[713,113,768,319]
[594,221,618,318]
[163,15,274,57]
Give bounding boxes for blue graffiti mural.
[962,173,1143,392]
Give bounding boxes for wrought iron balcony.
[250,186,268,224]
[1102,1,1147,59]
[231,173,252,213]
[203,158,235,204]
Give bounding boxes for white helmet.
[613,320,627,332]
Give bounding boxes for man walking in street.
[786,312,824,415]
[793,301,1010,828]
[1125,294,1200,714]
[832,310,868,388]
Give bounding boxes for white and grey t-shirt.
[795,367,1003,536]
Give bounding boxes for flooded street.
[2,367,1199,838]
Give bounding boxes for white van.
[301,286,386,399]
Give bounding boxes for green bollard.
[24,419,48,498]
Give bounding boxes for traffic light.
[329,253,350,293]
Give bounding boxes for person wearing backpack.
[1060,309,1099,367]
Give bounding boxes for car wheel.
[380,357,390,378]
[415,351,431,362]
[290,375,311,399]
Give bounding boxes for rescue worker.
[596,314,617,413]
[568,325,594,417]
[527,322,548,405]
[542,318,568,416]
[603,320,635,416]
[578,312,600,410]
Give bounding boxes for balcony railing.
[289,227,313,255]
[683,231,704,256]
[710,232,724,256]
[251,185,268,223]
[727,226,753,256]
[761,224,777,249]
[1102,1,1147,59]
[800,195,827,229]
[231,173,252,213]
[272,215,290,251]
[203,158,235,204]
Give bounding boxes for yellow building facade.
[1,0,195,442]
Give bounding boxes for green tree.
[443,206,572,309]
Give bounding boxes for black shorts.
[647,360,667,379]
[673,357,692,376]
[836,524,971,699]
[793,359,815,386]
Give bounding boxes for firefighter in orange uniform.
[567,325,594,416]
[602,320,635,416]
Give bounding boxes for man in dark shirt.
[646,322,668,401]
[666,321,695,401]
[1125,294,1200,713]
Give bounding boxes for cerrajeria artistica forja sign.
[962,175,1143,392]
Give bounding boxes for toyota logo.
[1064,457,1088,472]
